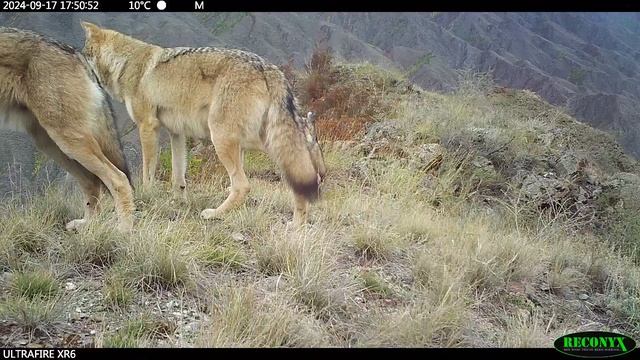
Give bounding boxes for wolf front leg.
[139,120,160,188]
[170,132,188,200]
[128,100,161,189]
[292,193,309,227]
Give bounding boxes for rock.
[90,314,104,322]
[578,293,589,300]
[410,143,444,171]
[184,322,199,332]
[257,275,289,292]
[189,142,209,157]
[556,287,576,300]
[603,172,640,211]
[363,121,404,143]
[472,155,497,178]
[65,282,76,291]
[592,293,607,308]
[231,233,246,242]
[348,158,374,181]
[72,312,88,320]
[537,133,555,147]
[331,140,356,151]
[358,121,408,159]
[421,174,438,190]
[557,153,583,177]
[520,173,571,204]
[0,272,13,286]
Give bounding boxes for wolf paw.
[201,208,223,220]
[172,188,188,201]
[65,218,87,231]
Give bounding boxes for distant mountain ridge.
[1,12,639,192]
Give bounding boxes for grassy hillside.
[0,54,639,347]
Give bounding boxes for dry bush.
[293,46,396,141]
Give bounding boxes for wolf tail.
[94,94,133,187]
[79,54,133,187]
[262,69,319,202]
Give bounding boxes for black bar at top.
[0,0,639,12]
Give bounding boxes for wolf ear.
[81,21,100,37]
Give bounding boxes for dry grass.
[198,287,330,347]
[363,287,470,347]
[1,63,639,347]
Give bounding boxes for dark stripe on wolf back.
[161,46,268,72]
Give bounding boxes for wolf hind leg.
[26,122,103,230]
[200,137,249,220]
[40,127,135,232]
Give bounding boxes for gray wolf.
[80,22,326,226]
[0,27,135,232]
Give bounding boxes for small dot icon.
[157,0,167,10]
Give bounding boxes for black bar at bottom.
[0,347,610,360]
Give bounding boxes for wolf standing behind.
[81,22,327,226]
[0,27,135,231]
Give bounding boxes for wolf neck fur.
[98,34,158,102]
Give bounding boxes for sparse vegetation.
[198,287,329,347]
[1,49,640,347]
[104,270,135,309]
[10,270,59,300]
[360,271,393,297]
[102,316,175,348]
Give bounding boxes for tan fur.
[81,22,327,226]
[0,27,135,232]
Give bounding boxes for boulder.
[602,172,640,211]
[363,121,404,144]
[471,155,498,179]
[410,143,445,171]
[520,173,571,204]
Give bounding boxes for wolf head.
[80,21,113,69]
[80,21,104,55]
[80,22,131,100]
[299,111,327,186]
